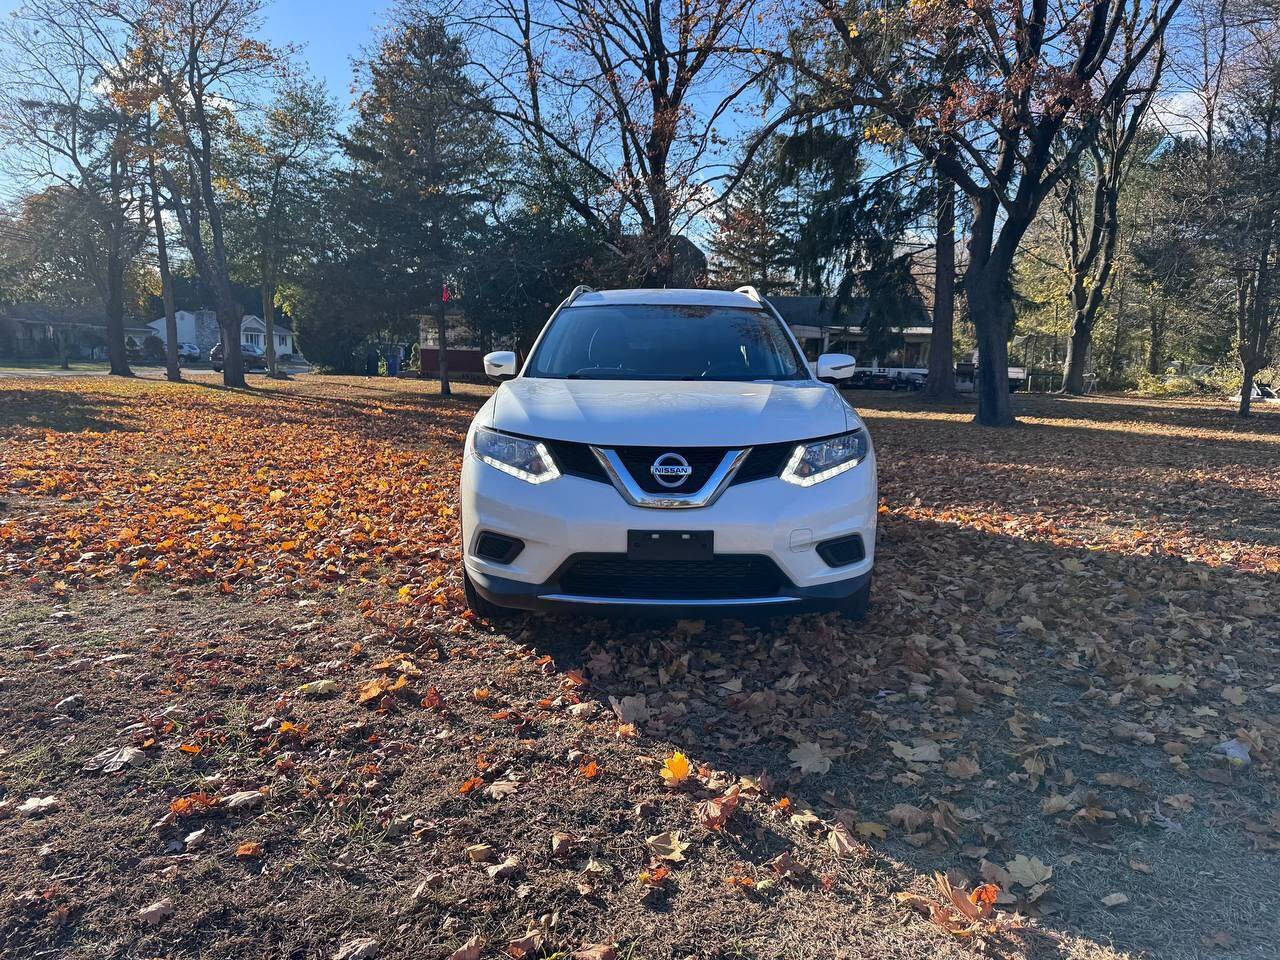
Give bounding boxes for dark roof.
[767,295,870,328]
[2,302,151,335]
[3,301,106,324]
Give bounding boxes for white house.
[149,310,303,360]
[148,309,220,356]
[240,315,301,358]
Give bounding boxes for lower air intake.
[557,553,787,600]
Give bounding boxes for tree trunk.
[1106,268,1129,384]
[1061,321,1091,394]
[1106,314,1125,385]
[159,234,180,382]
[961,187,1018,425]
[153,198,181,378]
[146,124,180,382]
[1146,304,1164,375]
[261,281,279,378]
[158,162,242,387]
[216,280,245,388]
[418,312,430,379]
[104,222,132,378]
[1238,365,1254,418]
[1236,251,1271,420]
[924,169,957,401]
[436,281,451,396]
[972,295,1013,427]
[961,255,1016,425]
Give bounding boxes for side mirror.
[816,353,856,383]
[483,350,518,382]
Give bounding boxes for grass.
[0,359,111,372]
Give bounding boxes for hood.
[488,378,853,446]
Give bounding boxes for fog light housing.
[815,534,865,568]
[474,532,524,564]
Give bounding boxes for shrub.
[1135,366,1243,398]
[143,335,166,363]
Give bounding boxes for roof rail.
[565,284,595,306]
[734,285,763,303]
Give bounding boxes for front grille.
[612,446,730,493]
[544,439,609,482]
[544,440,795,489]
[557,553,788,599]
[733,441,796,484]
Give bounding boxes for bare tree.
[453,0,765,284]
[1225,7,1279,416]
[227,78,335,378]
[102,0,284,388]
[1056,49,1164,394]
[758,0,1181,425]
[1164,0,1233,189]
[0,0,146,376]
[924,160,958,400]
[143,114,180,381]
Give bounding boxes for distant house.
[148,311,304,360]
[0,303,152,361]
[147,309,220,357]
[416,308,488,374]
[240,315,302,358]
[767,294,933,372]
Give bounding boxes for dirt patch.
[1,376,1277,960]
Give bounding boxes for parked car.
[142,335,167,364]
[845,370,900,390]
[178,342,201,363]
[956,362,1026,393]
[210,341,268,372]
[459,285,875,620]
[1235,381,1279,403]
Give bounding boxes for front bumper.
[460,446,876,613]
[467,562,871,616]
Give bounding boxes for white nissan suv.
[459,286,876,618]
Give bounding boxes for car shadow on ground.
[521,512,1280,960]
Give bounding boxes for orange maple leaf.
[660,751,692,787]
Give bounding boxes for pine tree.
[341,15,505,394]
[709,147,796,295]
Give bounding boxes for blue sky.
[0,0,388,202]
[0,0,387,114]
[0,0,774,221]
[260,0,391,117]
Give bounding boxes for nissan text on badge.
[459,286,877,618]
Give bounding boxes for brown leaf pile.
[897,872,1019,940]
[2,378,1279,960]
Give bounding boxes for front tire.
[840,577,872,621]
[463,565,514,621]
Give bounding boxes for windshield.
[525,304,809,381]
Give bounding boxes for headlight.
[780,430,867,486]
[470,427,560,484]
